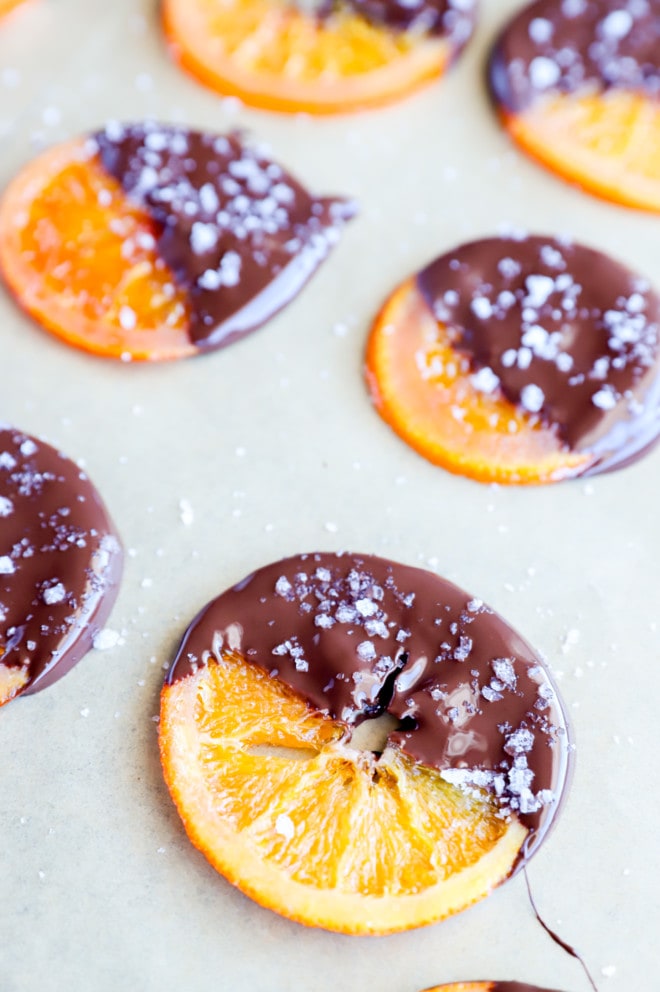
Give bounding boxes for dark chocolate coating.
[345,0,476,45]
[94,124,355,351]
[168,552,571,861]
[416,235,660,475]
[0,427,123,703]
[490,0,660,113]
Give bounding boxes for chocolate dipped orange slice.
[162,0,477,114]
[159,553,571,934]
[0,123,354,361]
[366,235,660,484]
[0,427,123,707]
[489,0,660,212]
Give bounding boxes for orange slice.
[0,139,194,362]
[162,0,453,114]
[365,278,589,485]
[422,985,561,992]
[502,90,660,214]
[159,652,527,935]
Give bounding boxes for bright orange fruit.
[365,278,589,485]
[0,139,194,362]
[159,651,527,935]
[501,90,660,214]
[162,0,454,114]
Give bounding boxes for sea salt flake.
[529,56,561,89]
[0,556,15,574]
[520,383,545,413]
[42,583,65,605]
[93,628,120,650]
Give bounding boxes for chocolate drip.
[168,553,571,859]
[95,124,355,350]
[416,235,660,474]
[489,0,660,113]
[343,0,476,44]
[0,427,123,703]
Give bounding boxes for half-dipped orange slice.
[0,123,354,361]
[366,235,660,484]
[0,427,123,707]
[162,0,477,114]
[489,0,660,212]
[160,552,571,934]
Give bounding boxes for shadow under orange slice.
[501,89,660,214]
[0,139,195,361]
[159,653,527,935]
[162,0,451,114]
[365,278,590,485]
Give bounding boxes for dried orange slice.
[489,0,660,212]
[365,236,660,484]
[159,553,571,934]
[0,125,353,361]
[162,0,476,114]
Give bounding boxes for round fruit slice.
[162,0,477,115]
[365,236,660,484]
[0,124,354,361]
[489,0,660,212]
[159,553,571,934]
[422,984,567,992]
[0,426,123,707]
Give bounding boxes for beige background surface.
[0,1,658,990]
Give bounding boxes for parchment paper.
[1,2,657,990]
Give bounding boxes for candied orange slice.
[365,278,589,485]
[502,90,660,213]
[162,0,451,114]
[0,139,194,362]
[422,986,494,992]
[159,651,527,935]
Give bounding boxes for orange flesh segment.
[0,139,195,362]
[365,278,590,485]
[0,660,29,707]
[504,89,660,214]
[159,653,527,935]
[162,0,449,114]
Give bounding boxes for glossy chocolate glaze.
[345,0,476,45]
[0,427,123,704]
[95,124,355,350]
[416,235,660,475]
[490,0,660,113]
[168,553,571,859]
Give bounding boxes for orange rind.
[162,0,473,114]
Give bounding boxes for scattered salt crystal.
[179,499,194,527]
[471,296,493,320]
[520,384,545,413]
[93,628,120,651]
[0,556,15,574]
[42,583,65,605]
[0,496,13,516]
[600,10,632,40]
[529,56,561,89]
[529,16,553,43]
